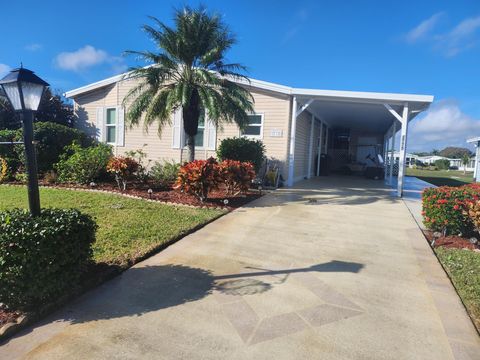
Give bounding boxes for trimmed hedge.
[32,122,93,172]
[0,123,93,176]
[217,137,265,172]
[422,184,480,235]
[0,208,97,310]
[56,143,112,184]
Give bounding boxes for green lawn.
[406,168,474,187]
[435,247,480,331]
[0,185,224,265]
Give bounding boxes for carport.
[287,89,434,196]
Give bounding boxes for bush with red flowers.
[220,160,256,195]
[174,157,222,201]
[106,156,140,191]
[422,184,480,235]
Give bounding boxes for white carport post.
[316,120,323,176]
[397,103,409,196]
[467,137,480,182]
[287,96,298,187]
[307,113,315,178]
[389,121,396,185]
[384,103,409,197]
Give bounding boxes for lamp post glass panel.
[0,68,49,216]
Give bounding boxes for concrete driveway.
[1,176,479,359]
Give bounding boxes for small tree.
[462,154,470,174]
[434,159,450,170]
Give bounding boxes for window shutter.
[172,108,183,149]
[116,106,125,146]
[96,107,105,142]
[205,117,217,150]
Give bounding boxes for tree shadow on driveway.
[1,260,364,347]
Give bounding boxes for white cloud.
[0,64,10,77]
[409,100,480,151]
[404,13,480,57]
[25,43,42,52]
[405,12,443,43]
[55,45,109,71]
[282,8,309,43]
[437,15,480,56]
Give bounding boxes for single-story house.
[65,72,433,196]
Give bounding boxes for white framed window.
[194,111,206,148]
[105,107,117,144]
[241,114,264,139]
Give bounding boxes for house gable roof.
[64,70,434,106]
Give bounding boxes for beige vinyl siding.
[73,80,292,176]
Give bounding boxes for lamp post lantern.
[0,67,49,216]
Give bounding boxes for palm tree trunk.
[186,134,195,162]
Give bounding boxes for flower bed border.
[1,183,265,210]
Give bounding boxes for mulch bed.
[33,180,263,210]
[423,230,479,251]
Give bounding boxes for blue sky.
[2,0,480,152]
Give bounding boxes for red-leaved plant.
[174,157,221,201]
[422,183,480,235]
[220,160,255,195]
[106,156,139,191]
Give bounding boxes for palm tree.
[462,153,470,174]
[123,7,254,161]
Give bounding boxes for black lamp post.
[0,67,49,216]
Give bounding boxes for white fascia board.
[65,67,434,107]
[292,88,434,105]
[467,137,480,143]
[234,76,293,95]
[65,73,127,98]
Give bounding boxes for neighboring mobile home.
[65,73,433,196]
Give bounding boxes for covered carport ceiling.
[299,100,401,133]
[294,90,432,134]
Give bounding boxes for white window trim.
[240,113,264,140]
[105,107,117,145]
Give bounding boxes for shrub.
[217,137,265,172]
[125,147,151,182]
[174,157,221,201]
[465,200,480,234]
[43,170,58,184]
[422,184,480,235]
[220,160,255,195]
[0,123,93,176]
[0,208,97,310]
[434,159,450,170]
[32,122,93,173]
[0,157,7,183]
[150,160,181,187]
[0,129,21,177]
[106,156,140,191]
[55,143,112,184]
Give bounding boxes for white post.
[389,122,396,185]
[316,121,323,176]
[307,113,315,178]
[287,96,298,187]
[325,127,329,154]
[397,103,409,197]
[475,142,480,182]
[383,135,389,182]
